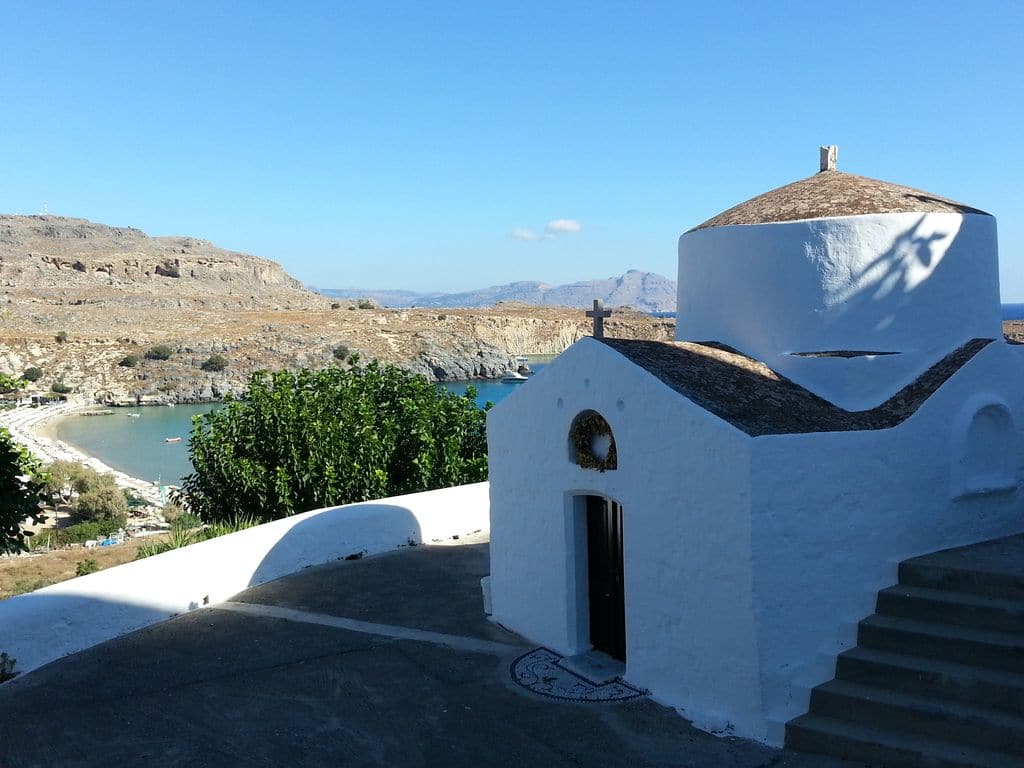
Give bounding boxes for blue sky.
[2,2,1022,297]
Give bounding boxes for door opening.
[586,495,625,661]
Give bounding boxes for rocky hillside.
[0,216,674,404]
[0,215,324,311]
[320,269,678,313]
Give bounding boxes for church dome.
[691,169,990,232]
[675,148,1002,410]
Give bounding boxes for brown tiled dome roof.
[690,170,989,232]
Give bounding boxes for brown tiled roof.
[599,338,992,436]
[690,171,989,232]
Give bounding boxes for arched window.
[569,410,617,471]
[951,398,1018,498]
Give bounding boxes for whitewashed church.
[486,148,1024,745]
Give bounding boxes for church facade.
[486,150,1024,744]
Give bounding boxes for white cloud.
[545,218,582,234]
[511,227,539,241]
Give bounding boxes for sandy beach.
[0,402,163,507]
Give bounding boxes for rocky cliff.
[0,216,675,404]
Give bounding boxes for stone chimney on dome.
[819,145,838,172]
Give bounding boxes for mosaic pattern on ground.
[509,648,646,702]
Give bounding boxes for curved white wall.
[0,483,489,676]
[677,213,1001,408]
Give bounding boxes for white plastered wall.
[677,213,1002,410]
[488,338,765,738]
[747,342,1024,745]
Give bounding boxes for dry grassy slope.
[0,215,675,402]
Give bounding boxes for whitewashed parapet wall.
[0,483,490,676]
[677,212,1001,410]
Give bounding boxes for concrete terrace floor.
[0,536,876,768]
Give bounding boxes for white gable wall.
[747,341,1024,745]
[488,339,765,736]
[677,213,1001,410]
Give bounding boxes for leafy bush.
[75,558,99,576]
[136,514,258,559]
[0,652,16,682]
[51,381,73,395]
[21,367,43,382]
[357,300,375,309]
[0,427,46,554]
[55,330,68,343]
[118,355,139,368]
[0,373,24,394]
[181,362,489,523]
[330,302,341,310]
[73,484,128,522]
[32,517,127,548]
[332,344,350,361]
[144,345,174,361]
[200,354,228,372]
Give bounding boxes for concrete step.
[859,614,1024,673]
[786,713,1023,768]
[876,584,1024,633]
[809,679,1024,756]
[836,646,1024,714]
[899,560,1024,601]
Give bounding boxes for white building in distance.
[486,149,1024,745]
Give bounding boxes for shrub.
[332,344,350,361]
[32,517,127,548]
[0,373,23,394]
[330,302,341,310]
[118,355,139,368]
[201,354,228,372]
[21,367,42,382]
[73,484,128,522]
[0,652,16,682]
[51,381,73,395]
[55,330,68,343]
[181,362,489,523]
[75,558,99,576]
[144,345,174,361]
[136,514,258,559]
[357,299,375,309]
[0,428,46,554]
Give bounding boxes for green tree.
[21,367,43,383]
[145,345,174,361]
[181,361,489,523]
[0,427,47,554]
[201,354,228,372]
[118,354,139,368]
[51,381,73,395]
[55,330,68,343]
[73,483,128,522]
[44,459,82,503]
[0,373,25,394]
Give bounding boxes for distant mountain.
[318,270,677,313]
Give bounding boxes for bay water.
[45,368,543,484]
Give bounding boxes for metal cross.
[586,299,612,338]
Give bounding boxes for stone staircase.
[786,534,1024,768]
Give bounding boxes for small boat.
[163,437,182,443]
[166,402,175,408]
[126,412,141,418]
[501,371,529,383]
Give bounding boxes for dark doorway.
[586,496,625,661]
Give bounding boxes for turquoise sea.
[46,367,544,485]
